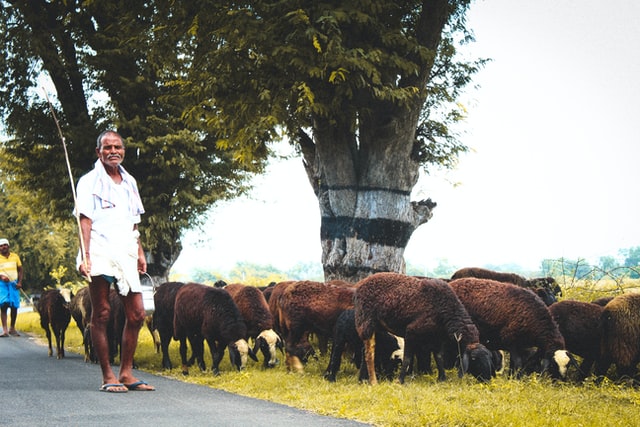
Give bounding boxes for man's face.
[0,243,9,256]
[96,133,125,169]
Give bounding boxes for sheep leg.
[56,327,66,359]
[509,350,524,378]
[178,337,190,375]
[284,328,306,373]
[577,358,595,381]
[363,336,377,385]
[159,330,173,369]
[324,335,346,382]
[43,324,53,357]
[399,338,418,384]
[207,339,222,375]
[433,350,447,382]
[190,337,206,372]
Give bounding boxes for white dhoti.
[78,229,142,296]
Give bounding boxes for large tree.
[0,0,264,286]
[177,1,482,281]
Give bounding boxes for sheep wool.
[449,277,570,379]
[354,272,494,385]
[597,293,640,380]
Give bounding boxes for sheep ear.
[252,336,264,355]
[540,358,550,374]
[459,352,469,378]
[249,346,259,362]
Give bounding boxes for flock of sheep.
[34,267,640,386]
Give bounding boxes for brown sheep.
[267,280,296,336]
[279,280,356,373]
[451,267,561,303]
[36,289,73,359]
[354,273,494,385]
[224,283,282,368]
[595,293,640,382]
[173,282,257,375]
[449,277,571,379]
[591,296,614,306]
[548,300,604,380]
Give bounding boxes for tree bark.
[301,107,437,283]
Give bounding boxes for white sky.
[173,0,640,274]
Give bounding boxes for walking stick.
[42,89,91,282]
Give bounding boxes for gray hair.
[96,130,124,149]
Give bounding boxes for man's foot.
[99,383,128,393]
[123,380,155,391]
[8,330,19,336]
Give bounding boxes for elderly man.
[76,130,155,393]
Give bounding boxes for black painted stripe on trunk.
[318,184,411,196]
[321,216,413,248]
[323,263,392,277]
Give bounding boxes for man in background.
[0,238,23,337]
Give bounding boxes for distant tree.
[621,246,640,278]
[286,262,324,282]
[431,259,458,279]
[227,262,287,285]
[542,258,593,282]
[598,256,618,275]
[188,268,225,285]
[405,262,429,278]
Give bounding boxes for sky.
[172,0,640,275]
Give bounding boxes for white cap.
[0,239,9,246]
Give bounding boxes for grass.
[16,282,640,427]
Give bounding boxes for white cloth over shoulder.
[75,159,145,296]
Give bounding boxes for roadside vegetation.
[15,277,640,426]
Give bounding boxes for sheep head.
[460,343,494,382]
[229,339,258,371]
[541,349,573,379]
[254,329,282,368]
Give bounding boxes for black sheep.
[548,300,604,380]
[153,281,185,369]
[36,289,73,359]
[173,282,257,375]
[355,273,494,385]
[449,277,572,379]
[324,308,403,382]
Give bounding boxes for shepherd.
[76,130,155,393]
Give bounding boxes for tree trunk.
[300,105,437,283]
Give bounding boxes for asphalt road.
[0,333,370,427]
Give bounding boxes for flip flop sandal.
[124,380,155,391]
[99,383,128,393]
